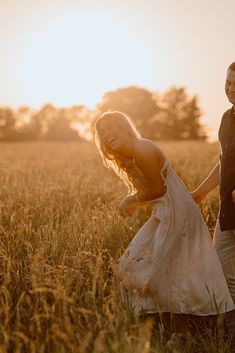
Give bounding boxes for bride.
[95,110,234,317]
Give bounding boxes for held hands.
[191,189,235,204]
[232,189,235,203]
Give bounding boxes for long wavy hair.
[95,111,148,192]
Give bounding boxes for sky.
[0,0,234,140]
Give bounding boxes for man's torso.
[218,106,235,231]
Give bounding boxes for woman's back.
[129,138,167,200]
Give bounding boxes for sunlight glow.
[16,9,159,108]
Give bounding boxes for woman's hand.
[118,196,138,218]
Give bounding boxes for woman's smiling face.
[97,118,127,151]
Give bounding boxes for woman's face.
[97,119,127,151]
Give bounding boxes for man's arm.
[191,162,220,204]
[232,190,235,203]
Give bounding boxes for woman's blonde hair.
[95,111,147,192]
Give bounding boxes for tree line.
[0,86,207,142]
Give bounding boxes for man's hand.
[232,189,235,203]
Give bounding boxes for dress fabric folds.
[117,159,235,315]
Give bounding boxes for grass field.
[0,141,228,353]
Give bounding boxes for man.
[192,62,235,348]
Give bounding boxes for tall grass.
[0,141,228,353]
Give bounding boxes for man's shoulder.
[220,108,232,127]
[219,108,233,139]
[222,108,231,120]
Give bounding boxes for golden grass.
[0,141,229,353]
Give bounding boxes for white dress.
[117,159,235,315]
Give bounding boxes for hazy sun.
[16,8,158,109]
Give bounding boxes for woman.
[95,110,234,317]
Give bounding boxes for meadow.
[0,141,227,353]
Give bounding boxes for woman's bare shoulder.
[134,138,165,164]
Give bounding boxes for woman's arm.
[118,140,166,216]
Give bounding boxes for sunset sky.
[0,0,234,140]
